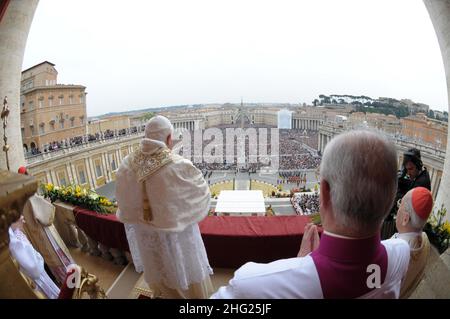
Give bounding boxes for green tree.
[141,112,155,121]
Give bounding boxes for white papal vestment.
[116,138,213,298]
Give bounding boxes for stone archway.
[0,0,449,219]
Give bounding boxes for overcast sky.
[22,0,448,117]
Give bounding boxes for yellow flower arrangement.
[425,204,450,254]
[443,221,450,234]
[41,183,115,214]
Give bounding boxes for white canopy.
[215,190,265,215]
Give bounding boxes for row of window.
[21,79,58,91]
[23,118,84,136]
[21,80,33,91]
[22,95,84,112]
[34,147,133,188]
[45,79,57,86]
[33,147,133,189]
[57,162,110,187]
[58,153,122,187]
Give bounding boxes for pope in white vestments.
[116,115,214,299]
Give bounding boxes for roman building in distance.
[20,61,87,153]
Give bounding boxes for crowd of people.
[174,127,275,159]
[278,171,308,185]
[278,130,321,170]
[291,193,320,215]
[171,127,321,171]
[279,129,319,153]
[27,124,322,171]
[280,154,321,170]
[25,126,143,157]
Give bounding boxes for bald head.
[144,115,174,144]
[320,130,398,234]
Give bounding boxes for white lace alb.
[125,223,213,290]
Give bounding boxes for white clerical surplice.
[9,227,60,299]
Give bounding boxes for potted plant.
[424,204,450,254]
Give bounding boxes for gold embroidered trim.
[142,182,153,222]
[130,148,173,182]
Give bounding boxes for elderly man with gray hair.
[116,115,214,298]
[211,130,410,299]
[393,187,433,298]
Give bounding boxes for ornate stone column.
[0,0,39,171]
[423,0,450,221]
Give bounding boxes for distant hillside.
[313,94,407,117]
[314,94,447,121]
[94,102,301,119]
[96,105,192,119]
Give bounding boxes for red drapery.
[199,215,311,268]
[0,0,10,24]
[74,207,130,252]
[73,207,312,268]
